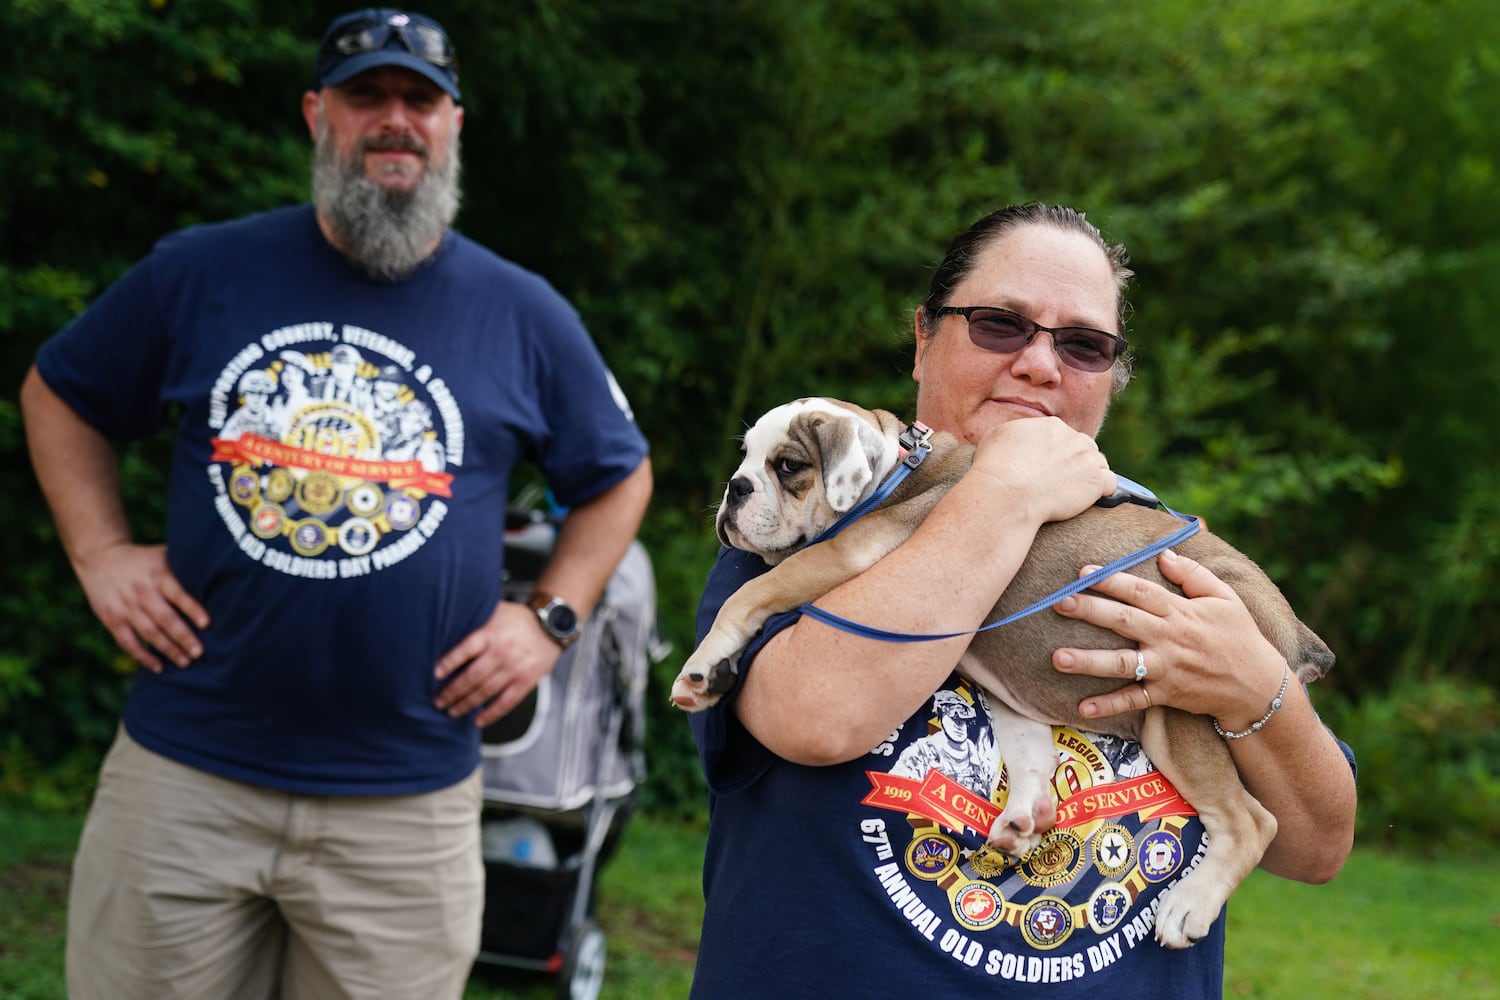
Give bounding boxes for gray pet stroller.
[475,507,666,1000]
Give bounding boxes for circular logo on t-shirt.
[908,834,959,879]
[1021,896,1075,950]
[953,882,1006,931]
[1018,829,1085,888]
[1091,823,1135,877]
[1087,881,1132,933]
[858,683,1208,984]
[1138,830,1185,883]
[207,325,463,579]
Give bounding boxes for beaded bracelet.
[1213,666,1291,740]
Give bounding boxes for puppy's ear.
[816,414,883,512]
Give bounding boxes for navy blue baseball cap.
[313,9,461,101]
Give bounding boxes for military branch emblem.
[338,518,380,557]
[251,503,284,539]
[386,494,421,531]
[1137,830,1185,883]
[229,468,259,504]
[1021,897,1075,949]
[206,324,463,579]
[1086,882,1131,934]
[290,519,331,557]
[908,834,960,879]
[953,882,1006,931]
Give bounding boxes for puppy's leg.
[1139,708,1277,949]
[670,571,800,710]
[979,683,1059,857]
[671,526,908,710]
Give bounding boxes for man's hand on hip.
[433,599,562,727]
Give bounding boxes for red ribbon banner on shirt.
[862,770,1000,835]
[1053,771,1197,827]
[211,435,454,497]
[863,767,1196,837]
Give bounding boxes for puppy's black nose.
[726,477,754,507]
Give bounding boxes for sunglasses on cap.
[321,13,457,69]
[930,305,1127,373]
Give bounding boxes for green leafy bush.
[1318,678,1500,854]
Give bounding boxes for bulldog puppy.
[671,396,1334,949]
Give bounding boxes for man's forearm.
[20,366,132,572]
[534,459,653,617]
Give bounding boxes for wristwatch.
[527,591,580,649]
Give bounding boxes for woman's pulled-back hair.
[919,203,1136,392]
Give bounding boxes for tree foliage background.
[3,0,1497,830]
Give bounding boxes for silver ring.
[1133,651,1147,682]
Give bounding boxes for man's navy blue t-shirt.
[36,205,648,795]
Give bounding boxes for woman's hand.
[1051,546,1355,882]
[968,418,1116,527]
[1049,547,1288,724]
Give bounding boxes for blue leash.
[797,438,1202,642]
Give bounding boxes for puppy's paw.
[669,655,739,712]
[1153,882,1218,950]
[985,795,1058,858]
[669,669,720,711]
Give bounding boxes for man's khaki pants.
[66,726,484,1000]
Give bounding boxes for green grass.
[4,804,1496,999]
[0,807,78,1000]
[1225,851,1499,998]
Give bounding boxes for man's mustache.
[361,133,429,158]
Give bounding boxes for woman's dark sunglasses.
[931,305,1127,373]
[324,18,456,68]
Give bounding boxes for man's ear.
[301,91,322,141]
[815,414,877,513]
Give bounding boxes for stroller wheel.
[558,919,606,1000]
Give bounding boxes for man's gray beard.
[312,113,462,282]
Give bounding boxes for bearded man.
[19,9,653,999]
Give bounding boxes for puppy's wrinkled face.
[715,398,898,564]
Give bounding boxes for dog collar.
[897,421,935,468]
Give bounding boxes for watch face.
[547,603,578,635]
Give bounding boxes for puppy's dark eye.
[776,458,808,476]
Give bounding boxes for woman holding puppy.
[687,203,1355,997]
